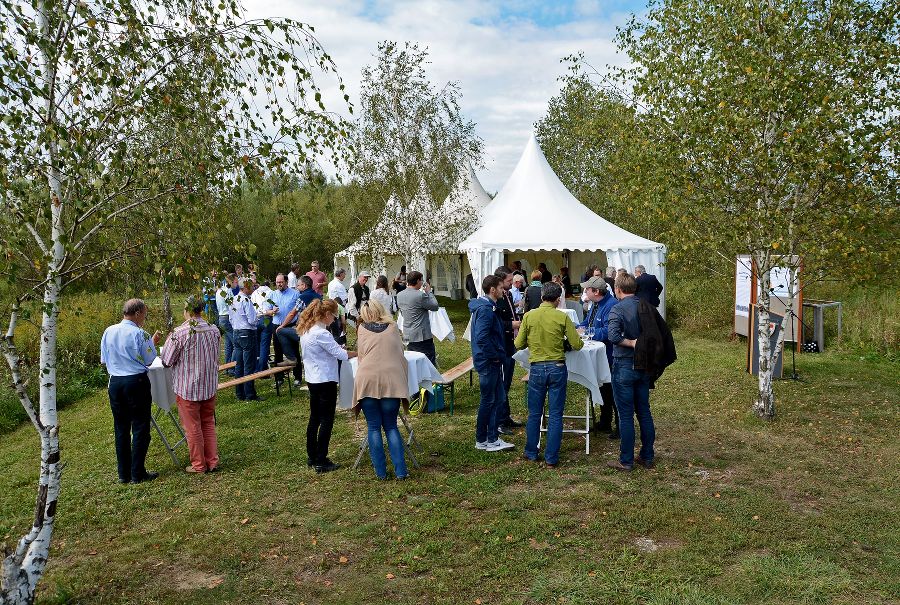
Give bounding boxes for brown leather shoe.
[607,460,633,472]
[185,465,205,474]
[635,456,656,469]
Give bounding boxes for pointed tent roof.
[441,163,493,215]
[459,135,665,253]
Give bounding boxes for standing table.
[513,340,611,454]
[338,351,444,470]
[147,358,187,466]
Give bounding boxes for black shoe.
[608,429,620,440]
[131,471,159,484]
[505,419,524,428]
[118,477,131,484]
[245,396,265,402]
[306,458,315,468]
[315,460,340,473]
[498,426,509,435]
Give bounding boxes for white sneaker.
[485,439,515,452]
[475,441,489,450]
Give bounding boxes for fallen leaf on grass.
[240,518,249,525]
[338,556,348,564]
[752,515,760,521]
[386,573,395,580]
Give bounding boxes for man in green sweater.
[514,282,583,467]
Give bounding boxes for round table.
[512,340,611,404]
[338,350,444,410]
[397,307,456,342]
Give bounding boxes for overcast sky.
[245,0,646,193]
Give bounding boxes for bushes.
[0,295,122,435]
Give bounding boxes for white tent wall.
[465,248,504,298]
[427,253,463,298]
[606,248,667,314]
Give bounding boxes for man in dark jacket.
[607,272,655,472]
[469,275,515,453]
[634,265,663,308]
[494,268,523,431]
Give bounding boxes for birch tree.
[613,0,898,418]
[351,41,484,273]
[0,0,349,600]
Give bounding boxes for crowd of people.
[467,264,673,470]
[99,258,672,485]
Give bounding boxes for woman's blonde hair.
[296,298,339,335]
[359,299,394,324]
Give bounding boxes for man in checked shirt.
[162,295,222,473]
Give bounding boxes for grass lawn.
[1,298,897,604]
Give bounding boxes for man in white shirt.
[327,268,348,306]
[251,280,273,370]
[287,263,300,289]
[228,279,263,401]
[215,274,237,376]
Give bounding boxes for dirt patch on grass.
[173,568,225,590]
[633,536,684,553]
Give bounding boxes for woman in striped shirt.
[162,296,222,473]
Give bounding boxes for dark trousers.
[275,327,303,382]
[475,362,505,444]
[108,374,152,482]
[218,316,233,373]
[256,319,273,372]
[232,329,258,400]
[498,355,515,425]
[408,338,437,368]
[598,382,618,431]
[307,381,337,465]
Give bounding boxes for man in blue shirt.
[607,273,655,472]
[264,273,300,384]
[577,276,619,438]
[100,299,161,484]
[469,275,515,452]
[276,275,322,386]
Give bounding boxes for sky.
[245,0,647,193]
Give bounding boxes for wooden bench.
[218,365,295,397]
[219,361,236,372]
[434,357,474,415]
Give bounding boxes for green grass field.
[1,299,897,604]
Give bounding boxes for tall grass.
[0,294,171,435]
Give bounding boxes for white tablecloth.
[397,307,455,342]
[148,357,177,412]
[338,350,444,410]
[558,307,579,324]
[513,340,611,405]
[463,307,578,341]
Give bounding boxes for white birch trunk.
[0,3,65,601]
[753,252,776,418]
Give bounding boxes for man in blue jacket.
[577,276,619,438]
[469,275,516,452]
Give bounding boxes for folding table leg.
[352,436,368,470]
[151,411,181,467]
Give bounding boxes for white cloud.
[244,0,637,192]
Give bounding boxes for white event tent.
[334,165,493,298]
[459,134,668,314]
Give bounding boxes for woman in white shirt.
[370,275,396,314]
[297,299,357,473]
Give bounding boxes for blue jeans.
[525,361,568,464]
[218,316,233,372]
[475,362,505,444]
[611,358,654,466]
[256,318,273,372]
[232,329,257,400]
[360,397,407,479]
